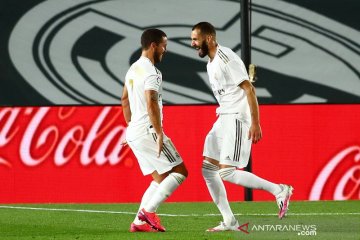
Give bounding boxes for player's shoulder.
[129,57,159,75]
[139,57,161,75]
[217,45,239,63]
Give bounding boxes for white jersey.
[125,56,163,140]
[207,45,251,123]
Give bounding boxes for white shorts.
[203,114,251,168]
[126,127,183,176]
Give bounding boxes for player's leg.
[219,166,281,194]
[139,164,187,232]
[130,181,159,232]
[143,162,187,213]
[218,116,293,218]
[219,166,293,218]
[126,139,160,232]
[137,135,187,231]
[202,117,239,231]
[202,157,241,231]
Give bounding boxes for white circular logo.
[8,0,360,104]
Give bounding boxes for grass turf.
[0,201,359,239]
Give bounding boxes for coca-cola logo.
[0,107,129,168]
[310,146,360,200]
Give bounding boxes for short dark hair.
[192,22,216,37]
[141,28,167,50]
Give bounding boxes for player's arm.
[145,89,163,156]
[239,80,262,143]
[121,85,131,125]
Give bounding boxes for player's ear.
[206,34,212,43]
[150,42,157,49]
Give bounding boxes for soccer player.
[190,22,293,231]
[121,28,188,232]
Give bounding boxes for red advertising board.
[0,105,359,203]
[252,104,360,201]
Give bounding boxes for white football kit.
[204,45,252,168]
[125,56,183,175]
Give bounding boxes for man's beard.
[154,50,162,63]
[198,41,209,58]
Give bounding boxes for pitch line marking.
[0,205,359,217]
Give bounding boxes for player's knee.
[202,160,219,176]
[181,167,189,178]
[169,172,186,184]
[173,163,188,177]
[219,167,236,181]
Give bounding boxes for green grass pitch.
[0,201,359,239]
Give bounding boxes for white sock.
[219,167,282,195]
[202,160,236,226]
[134,181,159,224]
[144,172,186,213]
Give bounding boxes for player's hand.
[156,132,164,157]
[248,123,262,144]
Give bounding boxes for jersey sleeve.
[226,58,249,86]
[144,74,161,92]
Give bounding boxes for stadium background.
[0,0,359,203]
